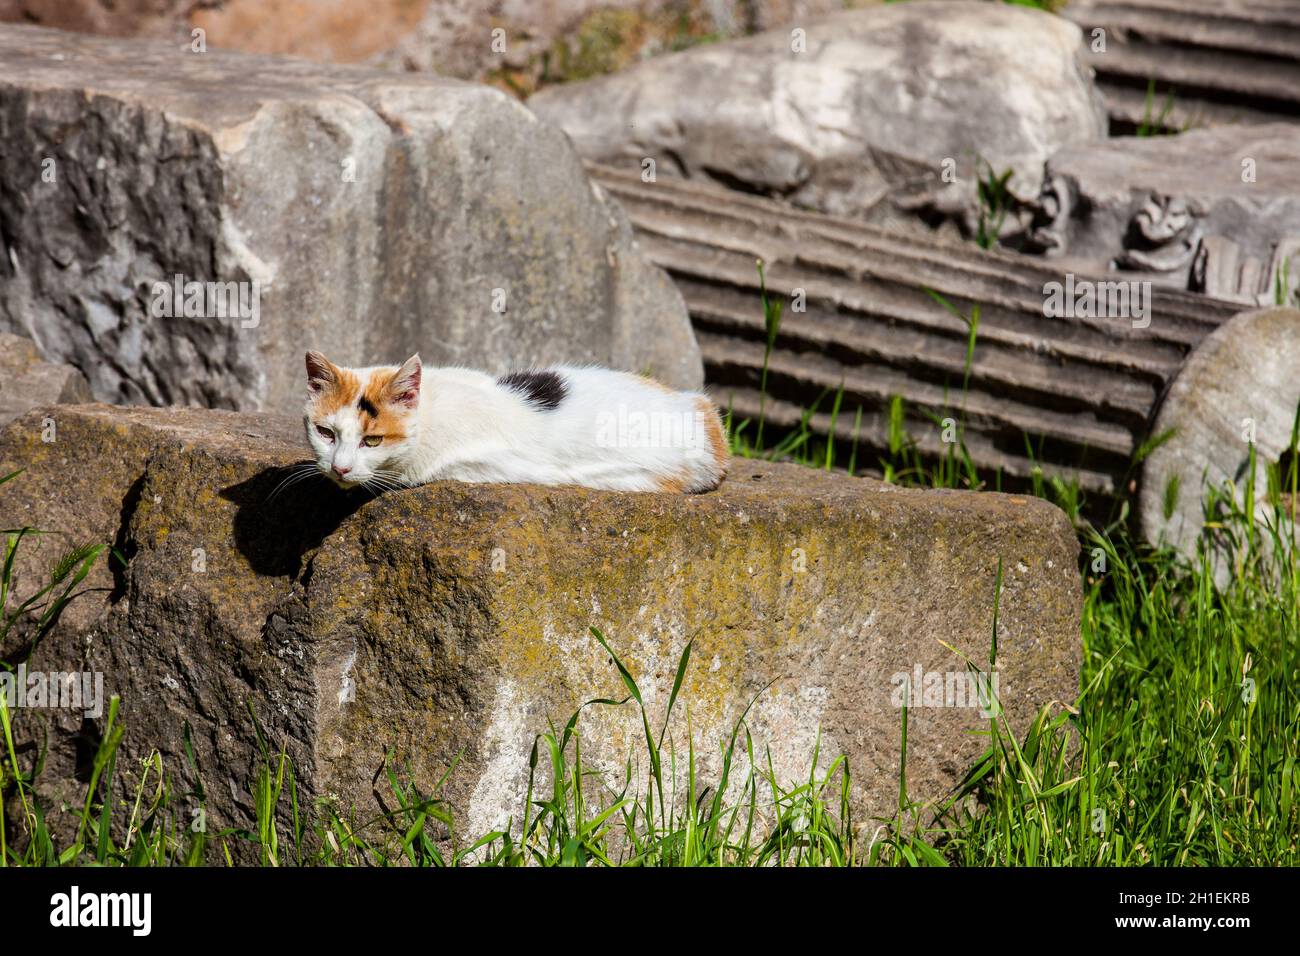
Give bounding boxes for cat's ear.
[305,351,336,395]
[388,354,421,409]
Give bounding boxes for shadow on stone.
[222,463,370,579]
[107,473,145,603]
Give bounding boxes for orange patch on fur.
[655,473,688,494]
[357,368,410,442]
[313,364,361,415]
[695,395,729,476]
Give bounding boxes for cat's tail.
[686,394,729,493]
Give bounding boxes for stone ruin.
[2,0,1293,854]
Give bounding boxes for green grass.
[975,162,1015,252]
[1135,79,1179,137]
[721,265,1300,866]
[1275,255,1299,308]
[1133,78,1211,137]
[3,289,1300,864]
[921,502,1300,865]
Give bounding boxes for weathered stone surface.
[0,0,186,40]
[0,1,880,93]
[1140,306,1300,560]
[588,163,1240,504]
[1027,124,1300,304]
[0,24,703,415]
[0,404,1080,853]
[368,0,877,94]
[0,332,91,425]
[530,2,1107,227]
[1065,0,1300,132]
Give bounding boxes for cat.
[302,351,729,494]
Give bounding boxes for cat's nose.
[332,464,351,477]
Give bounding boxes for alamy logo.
[890,665,1000,717]
[595,405,706,457]
[150,273,261,328]
[0,665,103,718]
[49,886,151,936]
[1043,273,1151,328]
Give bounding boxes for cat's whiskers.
[359,469,406,495]
[265,462,323,503]
[365,468,406,487]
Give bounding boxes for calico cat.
[303,351,728,493]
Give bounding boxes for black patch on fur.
[357,395,379,418]
[497,369,567,410]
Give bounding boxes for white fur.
[304,359,728,494]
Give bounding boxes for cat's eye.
[316,425,335,441]
[362,435,383,448]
